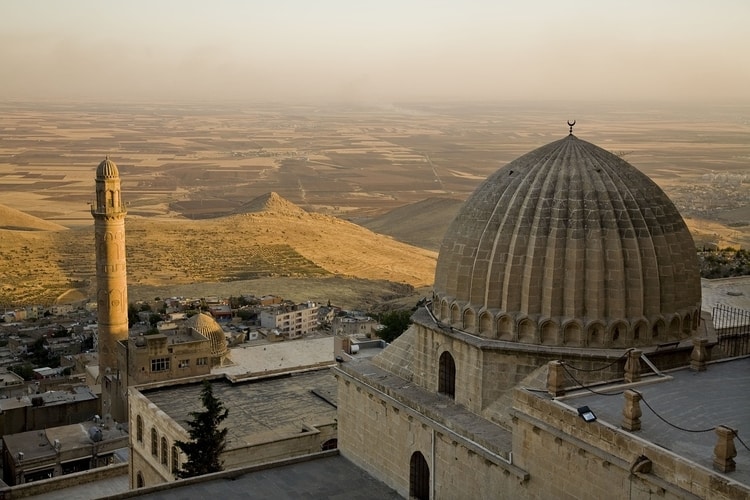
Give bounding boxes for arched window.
[409,451,430,500]
[438,351,456,399]
[321,438,338,451]
[462,309,475,331]
[136,472,144,488]
[151,428,158,456]
[136,415,143,443]
[171,445,179,474]
[161,437,168,465]
[669,316,681,338]
[478,312,493,335]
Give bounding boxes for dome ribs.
[471,164,527,309]
[576,144,610,322]
[519,145,562,316]
[589,148,644,320]
[432,134,701,347]
[561,141,586,319]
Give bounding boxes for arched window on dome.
[438,351,456,399]
[682,314,692,334]
[611,322,628,348]
[440,300,449,321]
[563,323,582,346]
[588,323,605,348]
[540,321,557,345]
[478,312,493,335]
[652,319,665,340]
[450,304,460,325]
[669,316,681,339]
[633,321,648,343]
[518,318,536,343]
[409,451,430,500]
[497,315,513,341]
[462,309,475,331]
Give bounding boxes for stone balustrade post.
[691,337,709,372]
[624,349,642,383]
[621,389,642,431]
[713,425,737,473]
[547,360,566,397]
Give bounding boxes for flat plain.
[0,101,748,307]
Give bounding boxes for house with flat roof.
[129,369,338,489]
[2,418,128,486]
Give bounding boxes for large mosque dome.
[432,133,701,349]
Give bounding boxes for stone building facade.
[2,420,128,486]
[129,370,338,489]
[260,302,319,338]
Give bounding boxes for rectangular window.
[178,359,189,368]
[197,357,208,366]
[151,357,170,372]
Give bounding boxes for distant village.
[1,292,386,383]
[0,292,389,491]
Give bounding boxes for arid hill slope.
[360,197,463,251]
[0,203,67,231]
[0,193,437,307]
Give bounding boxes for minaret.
[91,157,129,389]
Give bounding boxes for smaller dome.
[96,157,119,179]
[185,312,228,358]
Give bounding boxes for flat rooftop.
[125,454,401,500]
[216,336,335,380]
[141,369,337,448]
[561,356,750,487]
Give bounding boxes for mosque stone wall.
[336,370,530,499]
[338,369,749,500]
[512,389,747,500]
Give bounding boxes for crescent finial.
[567,120,576,135]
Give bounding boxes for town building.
[334,132,750,499]
[259,301,319,338]
[0,386,99,436]
[331,312,379,337]
[2,418,128,486]
[129,369,338,488]
[116,312,229,387]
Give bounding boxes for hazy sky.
[1,1,748,104]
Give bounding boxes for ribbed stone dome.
[433,134,701,348]
[96,157,119,179]
[185,312,228,358]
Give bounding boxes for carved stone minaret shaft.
[91,157,128,375]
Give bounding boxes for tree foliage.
[698,247,750,278]
[376,309,413,343]
[176,380,229,478]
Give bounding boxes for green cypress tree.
[176,380,229,478]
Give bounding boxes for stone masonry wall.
[336,370,529,499]
[512,389,749,500]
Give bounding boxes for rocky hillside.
[359,197,463,251]
[0,203,67,231]
[0,193,437,306]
